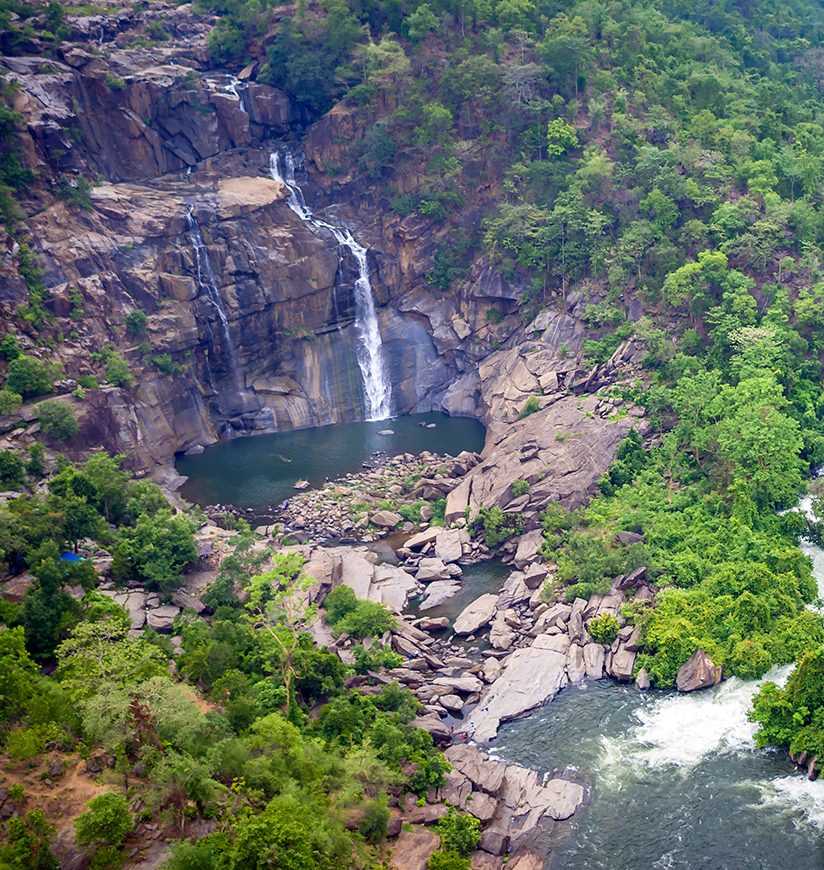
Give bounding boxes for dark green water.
[409,560,511,625]
[176,413,485,511]
[493,676,824,870]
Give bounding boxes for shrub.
[6,356,53,398]
[26,442,45,478]
[74,792,133,852]
[358,795,389,844]
[511,479,530,497]
[335,600,395,639]
[0,387,22,415]
[324,585,358,624]
[429,853,470,870]
[125,309,148,337]
[485,308,505,324]
[76,375,99,390]
[520,396,541,418]
[0,810,58,870]
[476,506,523,547]
[0,449,25,486]
[56,176,92,210]
[37,401,78,441]
[0,333,21,360]
[105,354,134,389]
[435,808,480,856]
[588,613,620,644]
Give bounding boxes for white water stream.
[268,150,392,421]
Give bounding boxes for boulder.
[583,643,605,679]
[146,604,180,633]
[416,557,451,582]
[635,668,651,690]
[609,646,636,682]
[419,581,461,610]
[435,528,467,563]
[466,633,570,742]
[371,510,402,529]
[404,528,441,551]
[676,649,723,692]
[444,745,507,795]
[467,791,498,823]
[566,644,586,682]
[513,529,544,569]
[171,590,206,613]
[489,612,516,651]
[388,828,440,870]
[433,675,484,695]
[453,594,499,636]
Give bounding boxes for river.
[492,492,824,869]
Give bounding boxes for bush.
[76,375,99,390]
[26,442,45,478]
[588,613,619,644]
[6,356,53,398]
[476,506,523,547]
[0,449,25,486]
[428,853,470,870]
[358,795,389,844]
[0,333,21,360]
[511,479,530,497]
[0,387,22,415]
[324,585,358,624]
[105,354,134,389]
[125,309,148,337]
[435,808,480,856]
[74,792,133,851]
[520,396,541,418]
[37,401,78,441]
[334,600,395,639]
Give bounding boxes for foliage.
[475,506,523,548]
[588,613,619,644]
[751,648,824,762]
[125,309,148,336]
[6,356,53,398]
[74,792,133,851]
[37,400,78,441]
[324,585,395,638]
[112,509,197,593]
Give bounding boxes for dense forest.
[0,0,823,865]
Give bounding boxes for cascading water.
[268,150,393,421]
[225,76,249,113]
[186,206,241,395]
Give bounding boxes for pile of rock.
[388,744,585,869]
[98,585,206,634]
[276,450,480,542]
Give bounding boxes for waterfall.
[225,77,249,113]
[186,206,240,391]
[268,150,393,421]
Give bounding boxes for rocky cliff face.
[1,1,645,494]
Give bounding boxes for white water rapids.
[268,150,392,421]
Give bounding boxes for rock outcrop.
[676,649,723,692]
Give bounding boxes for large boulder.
[676,649,723,692]
[371,510,403,529]
[388,828,440,870]
[453,594,499,636]
[466,633,570,742]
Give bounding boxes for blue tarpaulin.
[59,552,84,563]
